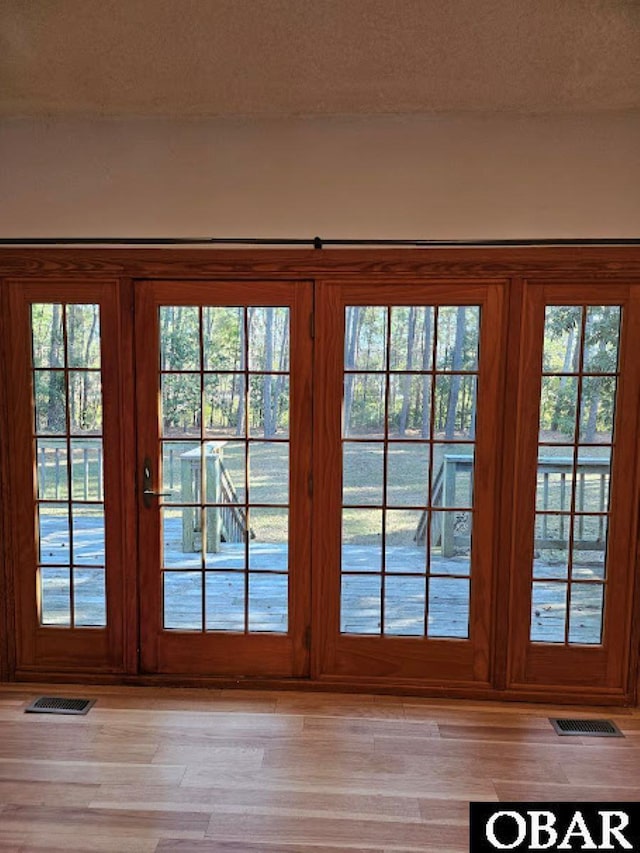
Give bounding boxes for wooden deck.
[37,513,604,641]
[0,684,640,851]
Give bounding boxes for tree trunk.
[47,303,65,431]
[263,308,275,437]
[82,306,99,431]
[272,311,290,436]
[421,309,432,438]
[398,307,416,435]
[343,307,360,436]
[551,327,576,431]
[584,388,600,442]
[444,308,466,439]
[584,342,607,442]
[468,376,477,440]
[236,309,250,436]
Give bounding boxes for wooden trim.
[2,247,640,280]
[7,668,632,706]
[0,282,12,680]
[491,276,524,690]
[117,278,139,675]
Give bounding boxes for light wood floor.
[0,685,639,852]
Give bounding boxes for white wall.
[1,113,639,239]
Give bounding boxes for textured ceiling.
[1,0,640,117]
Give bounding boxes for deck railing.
[416,454,610,557]
[176,442,252,552]
[37,442,103,500]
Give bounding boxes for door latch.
[142,456,172,508]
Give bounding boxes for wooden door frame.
[134,279,313,678]
[0,248,639,704]
[0,284,13,681]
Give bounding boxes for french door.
[135,281,312,677]
[313,281,505,686]
[3,264,640,702]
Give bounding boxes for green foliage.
[31,303,102,435]
[344,305,479,438]
[541,306,620,441]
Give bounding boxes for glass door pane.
[158,306,290,634]
[32,303,107,628]
[341,305,480,638]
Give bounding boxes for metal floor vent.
[25,696,95,715]
[550,717,623,737]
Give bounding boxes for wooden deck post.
[442,455,456,557]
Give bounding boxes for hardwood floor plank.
[303,716,439,739]
[0,803,209,839]
[560,750,640,786]
[151,745,264,769]
[402,699,634,722]
[0,831,158,852]
[494,780,640,801]
[92,786,422,820]
[417,799,471,823]
[0,779,100,806]
[436,722,565,743]
[203,812,467,851]
[0,758,186,786]
[181,763,498,800]
[263,740,568,784]
[373,733,581,774]
[275,695,407,719]
[92,714,304,746]
[0,740,158,764]
[156,842,388,853]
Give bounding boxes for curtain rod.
[0,237,639,248]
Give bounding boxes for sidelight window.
[530,305,621,645]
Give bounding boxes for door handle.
[142,457,173,508]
